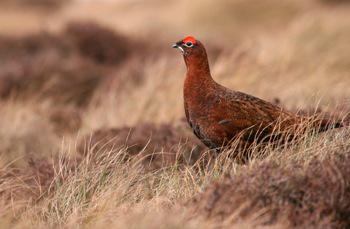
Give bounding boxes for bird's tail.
[316,118,345,133]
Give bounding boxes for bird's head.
[172,36,207,62]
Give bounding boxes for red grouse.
[173,36,343,154]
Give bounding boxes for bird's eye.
[184,42,193,47]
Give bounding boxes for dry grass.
[0,0,349,228]
[191,129,350,228]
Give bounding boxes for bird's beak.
[172,42,184,54]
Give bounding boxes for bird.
[172,36,343,159]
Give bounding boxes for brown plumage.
[173,36,343,154]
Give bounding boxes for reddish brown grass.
[190,140,350,228]
[78,123,207,171]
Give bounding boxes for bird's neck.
[184,56,215,91]
[183,55,216,110]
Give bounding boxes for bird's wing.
[213,88,299,142]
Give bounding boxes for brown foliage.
[319,0,350,5]
[1,0,70,9]
[65,22,134,66]
[190,145,350,228]
[0,55,103,106]
[78,123,207,171]
[0,22,140,105]
[48,106,82,134]
[0,32,70,60]
[0,155,54,204]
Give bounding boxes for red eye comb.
[182,36,197,44]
